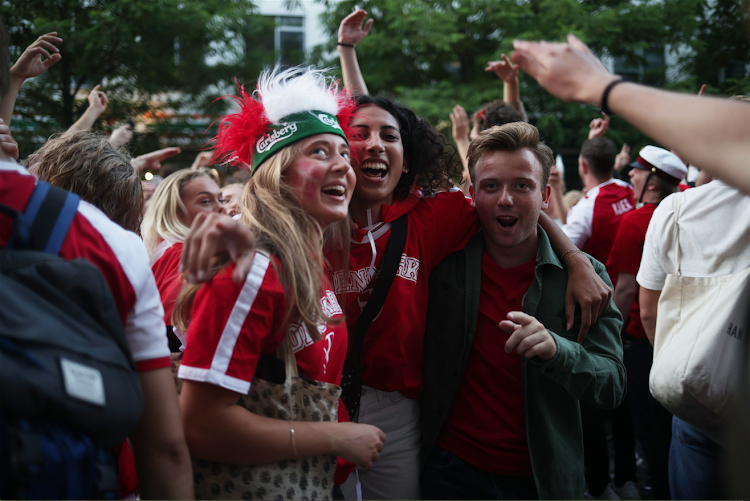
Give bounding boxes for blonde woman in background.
[141,168,223,352]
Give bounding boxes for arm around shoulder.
[533,262,626,410]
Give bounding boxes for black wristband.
[337,42,356,49]
[600,78,627,116]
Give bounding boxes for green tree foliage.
[316,0,747,177]
[2,0,272,158]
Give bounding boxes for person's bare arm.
[129,367,194,500]
[180,380,385,468]
[449,104,471,196]
[539,212,613,341]
[132,147,181,173]
[613,272,637,322]
[614,143,631,173]
[548,166,568,224]
[337,10,373,96]
[639,286,661,346]
[70,85,108,132]
[511,34,750,194]
[486,54,528,121]
[1,33,62,126]
[588,112,609,139]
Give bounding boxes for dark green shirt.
[422,226,626,500]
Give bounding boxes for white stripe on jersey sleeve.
[211,253,271,374]
[77,201,170,363]
[177,252,271,394]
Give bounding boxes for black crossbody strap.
[350,215,408,375]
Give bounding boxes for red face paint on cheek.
[288,159,326,200]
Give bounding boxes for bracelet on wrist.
[337,42,356,49]
[600,78,628,116]
[560,249,585,263]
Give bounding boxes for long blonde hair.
[173,144,350,340]
[141,168,215,259]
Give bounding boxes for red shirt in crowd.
[179,253,347,392]
[564,178,635,264]
[606,203,658,340]
[151,241,184,327]
[336,190,479,399]
[438,253,536,477]
[0,161,171,496]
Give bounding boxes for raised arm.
[337,9,373,96]
[588,112,609,139]
[449,104,472,195]
[70,85,108,132]
[485,54,528,122]
[511,35,750,193]
[1,32,62,126]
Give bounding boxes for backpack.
[0,181,145,499]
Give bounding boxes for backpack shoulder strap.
[22,181,80,255]
[349,214,408,374]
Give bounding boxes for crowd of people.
[1,7,749,501]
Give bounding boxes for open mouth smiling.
[321,184,346,197]
[360,161,388,179]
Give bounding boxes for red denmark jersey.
[336,190,480,399]
[564,178,635,264]
[179,253,347,393]
[151,241,183,326]
[0,162,170,371]
[438,253,535,477]
[606,204,657,340]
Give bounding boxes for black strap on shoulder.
[5,181,80,254]
[349,215,408,376]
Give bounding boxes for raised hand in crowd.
[190,150,213,170]
[180,212,256,284]
[0,119,19,160]
[614,143,630,172]
[132,146,181,173]
[548,165,568,224]
[511,34,750,193]
[109,124,133,148]
[449,104,472,195]
[588,112,609,139]
[338,9,373,95]
[486,54,521,101]
[70,84,108,132]
[0,32,62,125]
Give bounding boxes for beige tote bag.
[649,193,750,446]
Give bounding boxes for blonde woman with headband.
[174,67,385,500]
[142,168,223,352]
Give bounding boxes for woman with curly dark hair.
[334,10,616,500]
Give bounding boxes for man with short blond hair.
[421,122,625,500]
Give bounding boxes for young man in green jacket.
[421,122,625,500]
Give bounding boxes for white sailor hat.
[631,146,688,185]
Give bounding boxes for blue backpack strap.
[23,181,80,255]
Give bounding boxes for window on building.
[614,45,666,86]
[275,16,305,66]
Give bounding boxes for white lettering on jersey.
[611,198,634,216]
[332,254,421,293]
[287,290,342,374]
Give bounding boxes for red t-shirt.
[151,242,183,326]
[438,252,536,477]
[336,190,480,399]
[179,253,347,392]
[606,203,657,340]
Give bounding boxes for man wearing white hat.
[636,149,750,499]
[606,146,687,500]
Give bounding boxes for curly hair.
[355,95,462,199]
